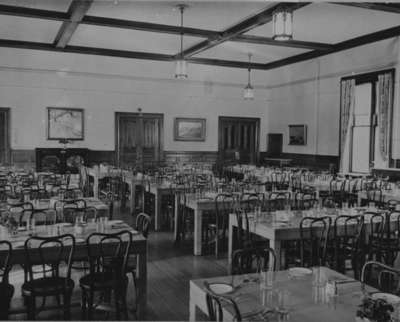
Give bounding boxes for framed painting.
[174,118,206,141]
[289,124,307,145]
[47,107,84,140]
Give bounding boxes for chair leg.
[81,289,87,320]
[26,296,36,320]
[87,290,94,320]
[63,292,72,320]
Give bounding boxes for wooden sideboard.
[35,148,89,174]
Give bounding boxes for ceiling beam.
[0,4,331,52]
[177,2,310,58]
[335,2,400,14]
[54,0,93,48]
[0,4,69,20]
[82,15,220,38]
[233,35,334,51]
[0,24,398,72]
[261,24,400,70]
[0,38,265,69]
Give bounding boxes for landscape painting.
[47,107,84,140]
[289,124,307,145]
[174,118,206,141]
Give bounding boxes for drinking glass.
[260,269,275,290]
[277,290,291,321]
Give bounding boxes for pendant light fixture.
[175,4,188,79]
[243,53,254,100]
[272,6,293,41]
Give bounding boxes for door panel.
[0,109,10,164]
[218,117,259,163]
[116,113,163,168]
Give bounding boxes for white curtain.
[377,72,393,162]
[339,79,355,173]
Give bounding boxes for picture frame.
[288,124,307,145]
[174,118,206,141]
[47,107,84,140]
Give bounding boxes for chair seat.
[22,277,74,297]
[80,272,128,291]
[0,282,14,300]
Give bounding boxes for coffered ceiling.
[0,0,398,71]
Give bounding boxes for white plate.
[108,220,123,225]
[58,223,73,227]
[371,292,400,304]
[288,267,313,277]
[208,283,234,295]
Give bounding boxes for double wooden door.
[218,116,260,163]
[0,108,10,164]
[116,113,163,168]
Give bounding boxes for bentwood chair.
[361,261,400,295]
[0,240,14,320]
[299,216,332,267]
[204,281,242,321]
[231,247,276,275]
[80,230,133,320]
[333,214,365,279]
[21,234,76,320]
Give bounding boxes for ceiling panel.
[0,14,62,42]
[0,0,72,12]
[246,2,400,44]
[87,1,272,31]
[192,41,309,64]
[70,24,202,55]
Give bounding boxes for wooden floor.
[8,205,229,321]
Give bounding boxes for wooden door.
[218,116,259,163]
[0,108,10,164]
[116,113,163,168]
[267,133,283,157]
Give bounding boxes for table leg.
[194,207,203,256]
[136,249,147,319]
[189,301,196,322]
[174,194,179,241]
[154,190,161,231]
[269,239,283,269]
[129,182,135,213]
[228,215,234,272]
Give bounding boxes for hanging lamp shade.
[243,82,254,100]
[174,5,188,79]
[272,7,293,41]
[175,59,188,79]
[244,53,254,100]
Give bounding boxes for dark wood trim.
[53,0,93,48]
[218,116,260,164]
[0,107,11,164]
[178,2,309,58]
[261,26,400,71]
[232,35,334,51]
[260,152,339,170]
[336,2,400,14]
[342,68,395,84]
[0,4,69,21]
[115,112,164,167]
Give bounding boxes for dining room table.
[189,266,381,322]
[228,207,388,270]
[0,219,148,319]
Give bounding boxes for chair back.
[86,230,132,283]
[300,216,332,266]
[231,247,276,275]
[204,281,242,322]
[24,234,75,282]
[0,240,12,283]
[361,261,400,295]
[136,213,151,238]
[234,208,251,249]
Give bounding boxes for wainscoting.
[260,152,339,170]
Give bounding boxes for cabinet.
[35,148,89,174]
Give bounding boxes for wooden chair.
[300,216,332,267]
[80,230,132,320]
[361,261,400,295]
[333,214,365,279]
[21,234,75,320]
[0,240,14,320]
[231,247,276,275]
